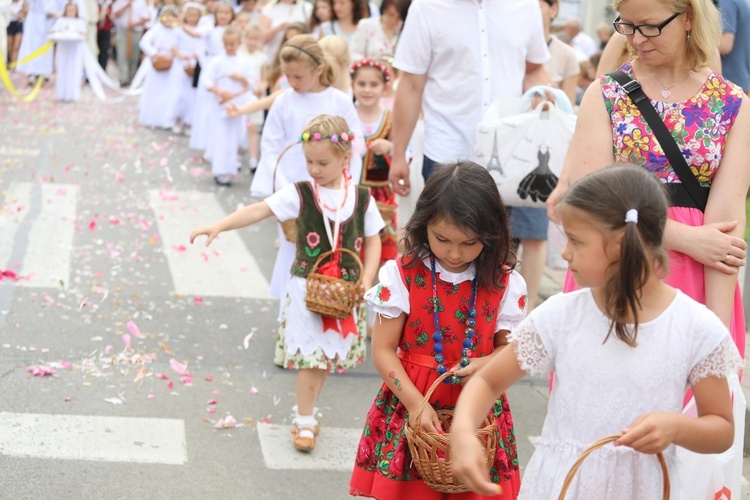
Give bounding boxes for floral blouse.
[602,63,744,187]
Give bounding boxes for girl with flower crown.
[350,161,526,500]
[190,114,384,452]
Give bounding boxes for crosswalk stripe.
[257,423,360,471]
[0,183,78,287]
[148,189,271,299]
[0,412,187,464]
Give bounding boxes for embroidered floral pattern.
[518,294,527,311]
[377,285,391,303]
[354,237,363,253]
[602,64,744,188]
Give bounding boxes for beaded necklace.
[312,175,349,212]
[429,254,478,385]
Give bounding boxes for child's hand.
[615,412,677,454]
[190,225,221,246]
[218,89,232,101]
[407,403,443,434]
[367,139,392,156]
[230,73,243,81]
[450,427,503,496]
[449,358,486,384]
[225,103,239,117]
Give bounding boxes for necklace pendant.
[660,89,672,99]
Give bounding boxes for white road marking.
[149,189,270,299]
[0,412,187,464]
[0,183,78,287]
[257,423,360,471]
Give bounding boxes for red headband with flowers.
[349,59,391,82]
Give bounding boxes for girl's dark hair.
[560,165,669,347]
[379,0,411,23]
[402,161,516,290]
[329,0,370,24]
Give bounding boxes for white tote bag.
[475,102,576,208]
[676,373,745,499]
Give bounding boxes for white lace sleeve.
[688,335,743,386]
[364,260,409,319]
[507,316,553,375]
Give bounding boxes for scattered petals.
[248,386,258,395]
[26,365,55,376]
[169,358,189,375]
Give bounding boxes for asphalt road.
[0,84,551,499]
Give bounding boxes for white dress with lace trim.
[364,258,528,331]
[507,288,741,500]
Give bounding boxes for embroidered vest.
[290,181,369,282]
[360,109,393,188]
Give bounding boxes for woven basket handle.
[272,142,301,194]
[557,435,670,500]
[309,247,364,286]
[410,371,454,434]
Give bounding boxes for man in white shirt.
[389,0,551,193]
[111,0,150,85]
[562,17,597,59]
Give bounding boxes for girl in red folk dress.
[351,58,397,266]
[350,161,528,500]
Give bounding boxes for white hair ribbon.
[625,209,638,224]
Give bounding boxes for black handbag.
[608,71,709,212]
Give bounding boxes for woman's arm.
[450,345,527,495]
[546,80,615,221]
[615,375,733,454]
[189,201,274,246]
[703,99,750,326]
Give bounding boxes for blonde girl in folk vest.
[191,114,383,452]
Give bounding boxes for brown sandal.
[291,425,318,452]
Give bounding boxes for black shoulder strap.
[608,70,708,212]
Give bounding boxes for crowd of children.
[7,0,748,498]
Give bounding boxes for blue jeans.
[422,155,439,181]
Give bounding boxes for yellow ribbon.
[0,41,53,102]
[8,40,54,69]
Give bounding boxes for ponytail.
[560,165,669,347]
[319,53,337,87]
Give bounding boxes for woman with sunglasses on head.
[547,0,749,359]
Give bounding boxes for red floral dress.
[350,256,528,500]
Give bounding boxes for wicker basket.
[152,54,173,71]
[558,435,670,500]
[281,219,297,242]
[305,248,364,319]
[376,200,397,222]
[404,371,498,494]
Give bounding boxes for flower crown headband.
[299,131,355,143]
[349,59,391,82]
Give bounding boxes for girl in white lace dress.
[451,166,742,499]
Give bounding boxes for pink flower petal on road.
[167,381,174,389]
[172,244,187,253]
[133,366,147,383]
[207,399,217,405]
[121,333,132,351]
[169,358,189,375]
[248,386,258,395]
[180,376,192,385]
[206,407,216,414]
[205,375,213,382]
[26,365,55,376]
[193,297,203,306]
[214,415,237,429]
[126,321,145,339]
[88,221,96,231]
